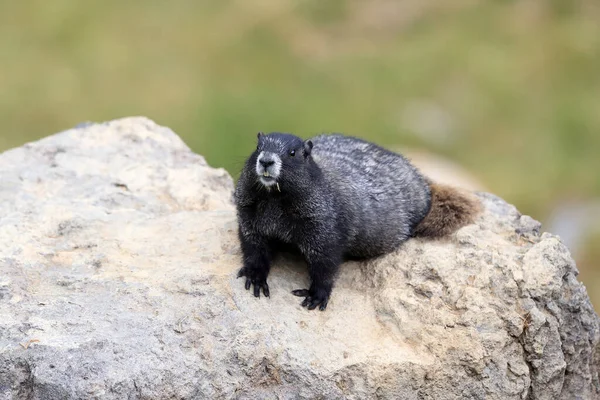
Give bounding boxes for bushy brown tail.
[413,182,482,238]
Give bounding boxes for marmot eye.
[289,150,296,157]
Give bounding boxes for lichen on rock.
[0,117,598,399]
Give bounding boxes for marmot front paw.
[292,285,330,311]
[237,267,270,298]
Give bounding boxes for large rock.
[0,117,598,400]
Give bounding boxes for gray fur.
[234,132,432,310]
[309,134,431,257]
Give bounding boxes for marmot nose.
[260,159,275,168]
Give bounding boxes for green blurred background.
[1,1,598,307]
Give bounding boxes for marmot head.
[253,132,313,188]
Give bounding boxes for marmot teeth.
[263,171,270,177]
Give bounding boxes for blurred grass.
[1,1,599,304]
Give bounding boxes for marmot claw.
[237,267,270,298]
[292,288,329,311]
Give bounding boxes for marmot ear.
[257,131,264,139]
[303,140,313,156]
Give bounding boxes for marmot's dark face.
[254,132,313,188]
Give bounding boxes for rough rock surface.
[0,117,599,400]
